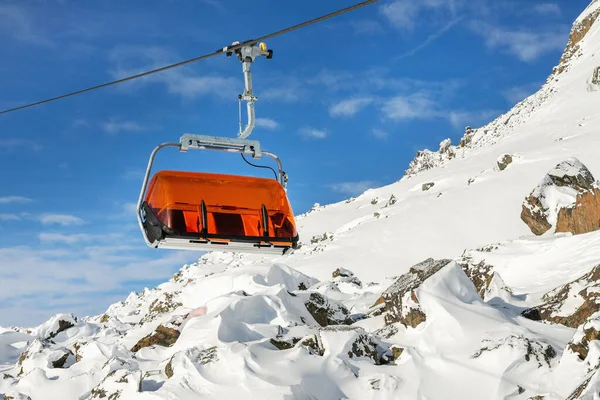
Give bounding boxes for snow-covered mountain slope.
[3,2,600,400]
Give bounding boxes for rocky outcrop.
[555,3,600,75]
[556,187,600,234]
[422,182,435,191]
[377,258,452,328]
[130,325,180,352]
[497,154,513,171]
[304,293,353,327]
[471,334,556,368]
[459,259,495,299]
[592,66,600,84]
[403,139,457,179]
[165,346,218,379]
[568,317,600,360]
[89,369,142,399]
[522,264,600,328]
[521,158,600,235]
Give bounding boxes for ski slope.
[2,2,600,399]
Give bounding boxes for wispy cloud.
[121,169,145,181]
[0,4,53,46]
[298,127,329,140]
[502,82,542,104]
[0,139,43,152]
[532,3,561,16]
[0,243,194,326]
[109,46,237,100]
[103,118,145,135]
[39,233,101,244]
[329,97,375,118]
[255,118,279,130]
[0,213,20,221]
[350,19,385,35]
[470,22,568,62]
[396,16,464,60]
[39,214,85,226]
[379,1,421,30]
[381,93,437,120]
[447,110,501,129]
[380,0,463,31]
[381,91,499,129]
[0,196,33,204]
[328,180,378,196]
[371,128,389,140]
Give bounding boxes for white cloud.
[533,3,560,16]
[255,118,279,130]
[121,169,144,180]
[381,93,437,120]
[299,127,329,140]
[380,91,499,128]
[502,83,542,104]
[38,233,98,244]
[40,214,85,226]
[328,181,379,196]
[470,22,568,62]
[0,4,53,46]
[103,119,145,135]
[0,213,20,221]
[380,0,463,30]
[329,97,375,118]
[371,128,389,140]
[380,1,420,30]
[0,244,195,326]
[0,139,43,152]
[108,46,237,100]
[122,202,138,214]
[0,196,32,204]
[447,110,501,129]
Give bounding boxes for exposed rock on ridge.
[521,158,600,235]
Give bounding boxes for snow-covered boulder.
[87,368,142,399]
[525,264,600,328]
[32,313,77,340]
[521,157,600,235]
[496,153,514,171]
[376,258,453,328]
[568,316,600,361]
[303,292,353,327]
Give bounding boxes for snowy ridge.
[403,4,600,179]
[3,2,600,399]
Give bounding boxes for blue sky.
[0,0,590,326]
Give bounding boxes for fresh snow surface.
[3,5,600,400]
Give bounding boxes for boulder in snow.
[422,182,435,191]
[34,313,77,340]
[496,153,514,171]
[523,264,600,328]
[521,157,600,235]
[377,258,453,328]
[568,317,600,361]
[88,369,142,399]
[304,292,353,327]
[332,267,353,279]
[130,324,180,352]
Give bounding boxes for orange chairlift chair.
[136,42,299,255]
